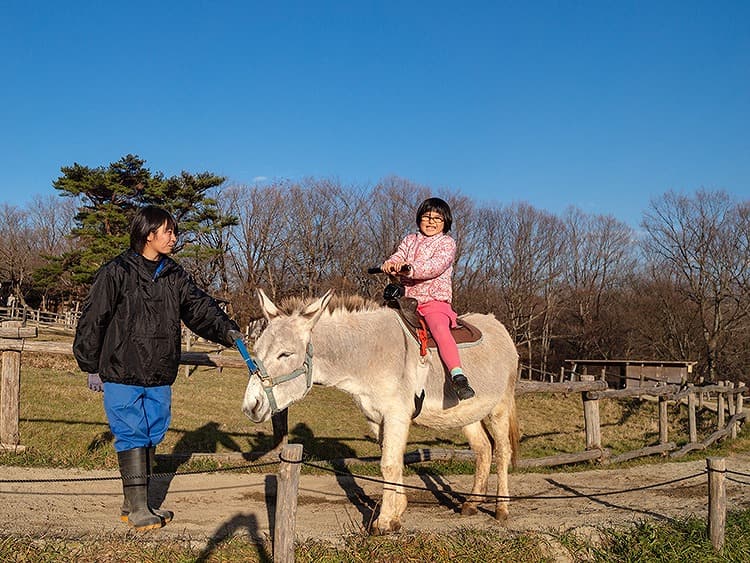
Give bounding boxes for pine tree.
[50,154,235,296]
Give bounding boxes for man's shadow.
[149,421,243,509]
[194,513,272,563]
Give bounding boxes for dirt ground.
[2,453,750,546]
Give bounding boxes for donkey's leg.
[460,420,492,516]
[372,416,410,534]
[485,402,514,521]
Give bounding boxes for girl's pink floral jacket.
[387,232,455,304]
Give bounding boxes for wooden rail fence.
[1,326,747,555]
[1,325,747,465]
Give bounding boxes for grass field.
[2,342,750,561]
[3,345,748,472]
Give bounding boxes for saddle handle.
[367,264,412,275]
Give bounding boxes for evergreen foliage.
[49,154,235,297]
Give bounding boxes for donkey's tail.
[508,393,520,469]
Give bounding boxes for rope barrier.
[0,459,280,484]
[0,453,742,505]
[300,458,708,502]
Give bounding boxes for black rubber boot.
[451,374,476,400]
[117,447,165,531]
[120,447,173,525]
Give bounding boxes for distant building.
[565,359,697,389]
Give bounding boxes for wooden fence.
[1,326,747,557]
[0,324,747,465]
[0,305,79,332]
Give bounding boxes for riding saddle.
[387,297,482,351]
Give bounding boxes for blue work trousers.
[103,383,172,452]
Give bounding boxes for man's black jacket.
[73,250,240,387]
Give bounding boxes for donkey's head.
[241,289,333,423]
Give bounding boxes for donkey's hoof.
[495,508,509,522]
[371,518,402,535]
[461,503,479,516]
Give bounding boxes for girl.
[382,197,475,400]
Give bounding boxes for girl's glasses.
[421,215,444,224]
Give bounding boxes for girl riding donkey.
[381,197,475,400]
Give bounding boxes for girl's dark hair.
[415,197,452,233]
[130,206,178,253]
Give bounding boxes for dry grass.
[4,347,744,472]
[2,331,750,562]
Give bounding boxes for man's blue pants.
[103,383,171,452]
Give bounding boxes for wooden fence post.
[274,443,303,563]
[737,382,745,418]
[707,457,726,552]
[581,375,601,451]
[727,382,736,416]
[1,322,36,451]
[729,382,742,440]
[658,395,669,444]
[717,391,726,429]
[184,329,192,379]
[688,392,697,444]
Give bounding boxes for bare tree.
[641,189,750,381]
[224,182,293,319]
[27,194,78,255]
[0,204,34,304]
[559,208,637,359]
[472,203,565,378]
[281,178,367,296]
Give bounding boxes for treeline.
[1,155,749,383]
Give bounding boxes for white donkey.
[242,289,519,534]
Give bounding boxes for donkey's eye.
[277,352,292,360]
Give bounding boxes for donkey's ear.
[301,289,334,327]
[257,289,280,321]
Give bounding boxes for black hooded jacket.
[73,250,240,387]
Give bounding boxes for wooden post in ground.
[707,457,726,552]
[717,391,726,429]
[184,329,191,379]
[728,382,738,439]
[581,375,601,451]
[658,395,669,444]
[688,391,698,444]
[727,382,736,417]
[736,382,745,419]
[274,443,303,563]
[0,322,36,451]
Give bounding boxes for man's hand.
[227,329,246,344]
[87,373,103,392]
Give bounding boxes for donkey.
[242,289,519,534]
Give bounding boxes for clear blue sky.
[1,1,748,227]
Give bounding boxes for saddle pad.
[429,319,483,348]
[397,313,483,348]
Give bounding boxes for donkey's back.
[413,312,518,430]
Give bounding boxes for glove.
[87,373,103,392]
[227,329,246,344]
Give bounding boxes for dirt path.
[2,454,750,545]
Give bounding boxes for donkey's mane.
[277,293,382,316]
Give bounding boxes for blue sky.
[1,1,748,227]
